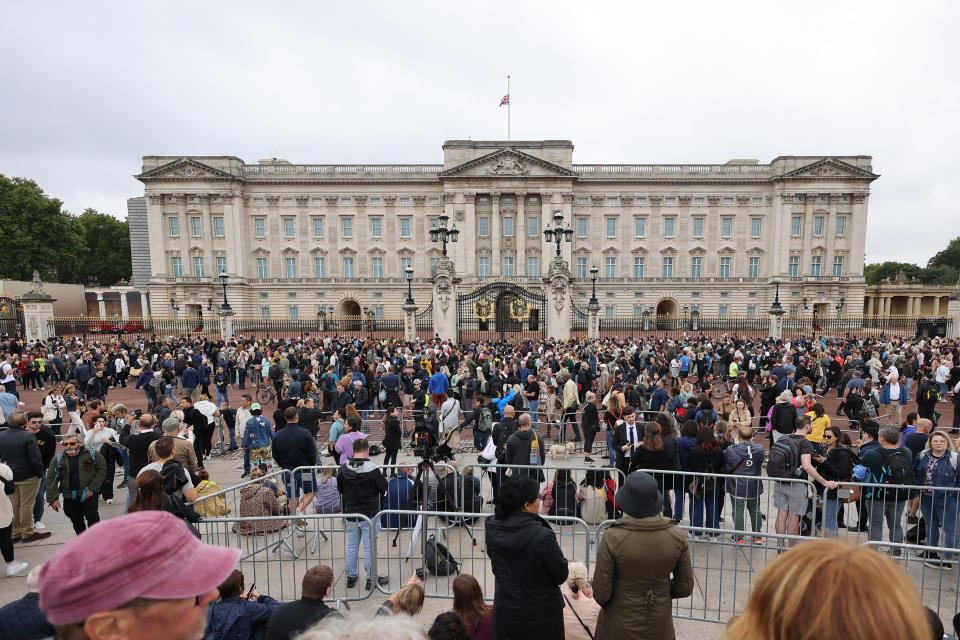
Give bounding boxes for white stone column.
[140,292,150,319]
[218,309,235,341]
[120,293,129,319]
[544,256,572,340]
[403,302,417,341]
[933,296,941,316]
[96,292,106,318]
[587,302,600,340]
[432,258,459,342]
[768,307,785,340]
[516,193,526,277]
[491,193,501,276]
[947,292,960,339]
[21,274,56,343]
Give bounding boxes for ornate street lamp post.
[429,213,460,257]
[405,265,415,305]
[218,270,231,313]
[543,210,573,257]
[589,266,599,305]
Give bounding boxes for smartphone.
[246,582,256,600]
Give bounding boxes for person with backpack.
[461,393,494,453]
[916,372,940,422]
[503,413,545,483]
[687,426,725,539]
[814,426,856,537]
[693,399,718,431]
[912,429,960,569]
[768,414,838,549]
[724,425,765,544]
[45,432,106,535]
[860,427,913,548]
[541,469,579,519]
[579,469,611,524]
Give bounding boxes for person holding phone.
[205,569,280,640]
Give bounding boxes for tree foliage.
[865,237,960,286]
[0,174,131,286]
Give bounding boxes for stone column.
[768,306,785,341]
[140,291,150,319]
[544,256,572,340]
[865,295,875,316]
[20,272,56,343]
[403,302,418,341]
[491,193,501,276]
[96,292,106,318]
[516,194,526,277]
[218,309,235,341]
[432,258,459,342]
[587,301,600,340]
[933,296,941,316]
[119,293,129,319]
[948,290,960,339]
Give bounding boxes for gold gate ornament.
[473,299,494,321]
[509,299,531,321]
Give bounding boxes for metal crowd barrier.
[196,513,377,607]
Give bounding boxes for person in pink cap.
[38,510,239,640]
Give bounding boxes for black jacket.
[0,427,44,481]
[86,375,109,400]
[485,511,568,640]
[383,416,402,450]
[503,429,545,482]
[265,598,341,640]
[272,424,318,470]
[0,592,55,640]
[338,458,387,519]
[770,402,797,435]
[122,429,162,478]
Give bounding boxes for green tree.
[0,174,83,282]
[72,209,131,286]
[863,261,925,284]
[927,236,960,284]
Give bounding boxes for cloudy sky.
[2,2,957,265]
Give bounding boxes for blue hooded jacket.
[204,595,279,640]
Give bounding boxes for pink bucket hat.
[38,511,240,625]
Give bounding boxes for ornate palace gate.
[457,280,546,343]
[0,297,24,338]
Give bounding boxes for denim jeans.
[904,378,914,400]
[228,425,237,450]
[120,449,129,481]
[920,491,958,558]
[345,519,380,579]
[605,430,615,465]
[474,430,489,453]
[216,389,229,407]
[868,497,906,545]
[243,447,251,475]
[527,401,539,428]
[692,491,720,535]
[822,494,839,536]
[673,486,694,522]
[938,381,947,399]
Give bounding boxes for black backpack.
[424,535,459,576]
[767,437,803,479]
[874,449,913,500]
[922,385,939,405]
[697,410,717,430]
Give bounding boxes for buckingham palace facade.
[133,139,876,321]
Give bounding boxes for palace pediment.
[438,149,577,179]
[782,158,878,181]
[137,158,237,181]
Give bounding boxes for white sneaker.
[33,521,46,530]
[5,561,28,577]
[105,499,113,504]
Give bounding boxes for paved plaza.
[1,380,957,638]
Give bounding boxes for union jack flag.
[499,95,510,107]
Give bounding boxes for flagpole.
[506,74,511,141]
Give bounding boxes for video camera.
[411,405,439,460]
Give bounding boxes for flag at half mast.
[499,95,509,106]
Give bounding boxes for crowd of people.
[0,329,959,638]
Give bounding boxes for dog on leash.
[548,441,576,460]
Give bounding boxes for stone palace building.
[131,140,877,323]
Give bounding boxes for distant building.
[134,140,877,322]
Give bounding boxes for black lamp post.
[771,280,782,311]
[429,213,459,257]
[218,270,231,312]
[589,265,599,305]
[404,265,415,305]
[543,210,573,257]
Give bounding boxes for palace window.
[721,217,732,237]
[191,217,202,237]
[400,218,411,238]
[788,256,799,277]
[633,257,645,278]
[314,257,326,278]
[836,216,847,235]
[604,256,616,278]
[664,218,675,237]
[372,257,383,279]
[171,257,183,277]
[313,218,324,237]
[213,217,224,237]
[283,218,295,238]
[690,256,702,279]
[257,258,268,278]
[168,217,179,237]
[720,256,731,278]
[576,257,587,279]
[662,257,674,277]
[692,218,703,238]
[527,257,539,277]
[833,256,844,276]
[749,256,759,278]
[285,257,297,278]
[343,257,354,279]
[751,218,761,237]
